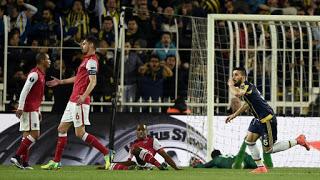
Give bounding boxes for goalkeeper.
[192,149,256,169]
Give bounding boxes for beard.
[234,80,242,87]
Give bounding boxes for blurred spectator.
[200,0,221,14]
[136,3,157,47]
[99,16,115,47]
[92,51,114,112]
[158,6,177,33]
[138,54,173,100]
[123,41,143,102]
[133,38,148,63]
[7,28,23,77]
[66,0,90,43]
[259,0,297,15]
[97,39,114,61]
[163,55,188,100]
[125,17,142,43]
[15,0,38,44]
[149,0,163,13]
[101,0,119,24]
[47,59,73,113]
[154,32,176,61]
[30,8,59,46]
[20,39,39,74]
[7,69,26,102]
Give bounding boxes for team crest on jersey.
[29,77,35,82]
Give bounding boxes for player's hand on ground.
[76,95,86,105]
[46,76,61,87]
[225,114,236,123]
[16,109,23,119]
[227,78,235,87]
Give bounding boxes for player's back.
[212,155,235,168]
[241,81,274,120]
[24,67,45,112]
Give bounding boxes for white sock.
[272,140,297,153]
[81,133,89,141]
[27,135,36,143]
[246,141,264,167]
[58,132,67,137]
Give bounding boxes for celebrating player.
[114,124,181,170]
[226,67,310,174]
[10,52,51,169]
[41,36,112,170]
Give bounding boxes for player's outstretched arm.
[226,103,249,123]
[46,76,75,87]
[158,149,182,170]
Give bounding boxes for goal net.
[187,14,320,167]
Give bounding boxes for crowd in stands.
[0,0,319,113]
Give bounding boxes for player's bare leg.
[245,132,268,174]
[75,125,111,169]
[11,130,39,170]
[41,122,72,170]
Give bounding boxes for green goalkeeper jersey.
[194,153,256,169]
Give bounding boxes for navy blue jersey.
[239,81,274,122]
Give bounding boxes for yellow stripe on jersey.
[260,114,273,123]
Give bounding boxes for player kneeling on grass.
[10,53,51,170]
[191,149,256,169]
[110,124,181,170]
[226,67,310,174]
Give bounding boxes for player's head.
[81,35,98,54]
[136,124,147,139]
[211,149,222,159]
[36,52,51,69]
[232,67,247,86]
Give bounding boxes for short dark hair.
[43,8,54,16]
[36,52,48,64]
[102,16,113,22]
[211,149,222,159]
[149,54,160,61]
[85,35,98,49]
[233,67,247,77]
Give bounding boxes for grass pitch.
[0,165,319,180]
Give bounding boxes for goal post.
[187,14,320,166]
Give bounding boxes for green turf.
[0,165,319,180]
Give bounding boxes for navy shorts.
[248,116,278,150]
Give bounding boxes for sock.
[16,135,35,157]
[246,141,264,167]
[139,149,161,168]
[21,149,29,164]
[82,133,109,155]
[272,140,297,153]
[53,133,67,162]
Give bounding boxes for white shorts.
[61,101,91,127]
[19,111,40,131]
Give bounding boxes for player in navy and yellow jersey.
[226,67,310,174]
